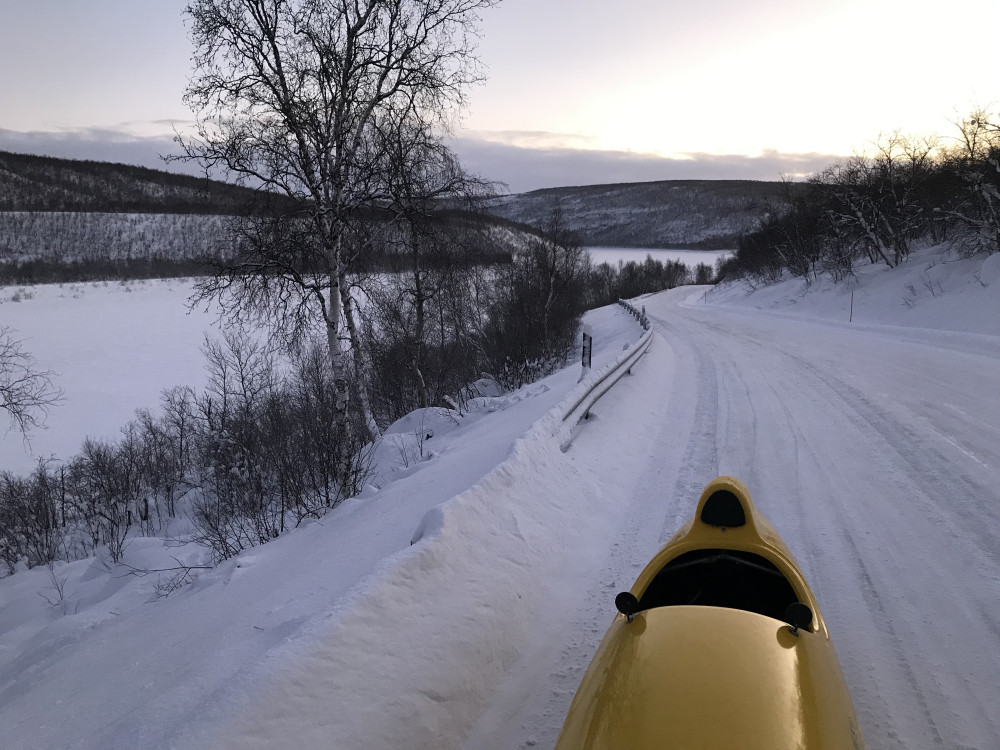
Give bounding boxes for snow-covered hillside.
[488,180,787,249]
[707,242,1000,337]
[1,248,998,750]
[0,212,238,263]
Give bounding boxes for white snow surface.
[704,242,1000,337]
[0,279,224,474]
[2,247,999,750]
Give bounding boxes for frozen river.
[586,246,732,269]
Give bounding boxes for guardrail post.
[618,298,649,330]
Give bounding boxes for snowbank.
[212,411,600,749]
[0,300,646,750]
[700,244,1000,337]
[209,315,655,750]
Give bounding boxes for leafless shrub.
[153,567,201,599]
[939,109,1000,257]
[119,556,213,599]
[38,564,78,615]
[70,439,136,564]
[0,460,64,572]
[920,272,943,297]
[0,326,63,437]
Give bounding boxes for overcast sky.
[1,0,997,192]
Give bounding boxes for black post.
[579,331,594,383]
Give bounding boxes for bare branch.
[177,0,500,489]
[0,326,63,438]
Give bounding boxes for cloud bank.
[450,133,842,193]
[0,126,201,176]
[1,126,842,194]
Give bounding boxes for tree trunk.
[326,233,354,497]
[411,247,430,409]
[340,283,382,442]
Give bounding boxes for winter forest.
[0,0,714,569]
[1,1,999,749]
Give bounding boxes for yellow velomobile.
[554,476,866,750]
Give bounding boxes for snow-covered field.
[1,246,999,750]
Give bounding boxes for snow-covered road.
[472,287,1000,750]
[5,279,996,750]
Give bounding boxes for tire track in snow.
[836,520,945,748]
[782,355,994,749]
[809,361,997,564]
[647,310,721,544]
[465,333,695,750]
[763,380,946,748]
[755,379,910,747]
[676,305,997,749]
[688,312,999,564]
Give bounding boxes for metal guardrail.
[617,298,650,330]
[552,301,653,449]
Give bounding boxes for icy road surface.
[469,287,1000,750]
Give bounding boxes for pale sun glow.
[463,0,1000,160]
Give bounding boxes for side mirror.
[615,591,640,623]
[784,602,813,634]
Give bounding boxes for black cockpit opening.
[638,549,800,624]
[700,489,747,527]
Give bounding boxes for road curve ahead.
[473,286,1000,750]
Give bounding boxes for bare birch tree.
[815,133,938,268]
[0,326,62,438]
[178,0,499,489]
[378,117,494,408]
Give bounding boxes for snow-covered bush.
[0,463,61,572]
[724,112,1000,288]
[0,331,371,570]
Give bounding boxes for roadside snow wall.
[211,329,653,750]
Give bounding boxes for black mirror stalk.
[615,591,640,623]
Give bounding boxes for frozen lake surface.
[0,279,221,474]
[586,246,732,268]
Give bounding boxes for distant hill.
[485,180,792,249]
[0,151,529,283]
[0,150,261,214]
[0,151,790,247]
[0,152,791,283]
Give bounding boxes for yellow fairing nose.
[555,606,864,750]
